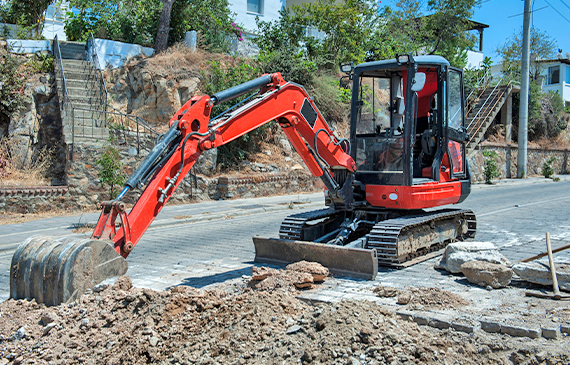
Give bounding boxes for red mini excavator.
[11,54,475,305]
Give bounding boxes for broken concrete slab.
[460,261,513,289]
[511,262,570,291]
[435,242,511,274]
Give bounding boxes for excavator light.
[397,55,409,63]
[339,62,354,74]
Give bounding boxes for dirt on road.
[1,265,569,365]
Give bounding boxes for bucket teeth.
[10,236,128,306]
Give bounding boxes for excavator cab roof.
[354,55,450,76]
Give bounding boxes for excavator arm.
[11,73,357,305]
[92,72,356,258]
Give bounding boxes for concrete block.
[561,324,570,335]
[396,310,414,322]
[435,242,510,273]
[429,317,452,330]
[413,315,429,326]
[480,320,501,333]
[512,262,570,291]
[460,261,513,288]
[541,327,561,340]
[451,321,480,334]
[500,324,540,339]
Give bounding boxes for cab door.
[445,67,469,179]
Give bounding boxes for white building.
[42,1,69,41]
[537,57,570,107]
[229,0,286,35]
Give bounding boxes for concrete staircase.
[466,84,513,155]
[56,41,108,143]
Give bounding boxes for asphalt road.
[1,178,569,301]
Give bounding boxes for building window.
[566,65,570,84]
[547,65,559,85]
[247,0,263,14]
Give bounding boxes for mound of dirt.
[250,261,329,290]
[0,275,568,364]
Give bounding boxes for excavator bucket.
[253,236,378,280]
[10,236,128,306]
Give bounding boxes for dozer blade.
[253,235,378,280]
[10,236,128,306]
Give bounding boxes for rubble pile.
[1,271,569,364]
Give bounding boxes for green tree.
[0,0,52,38]
[384,0,478,68]
[495,27,557,79]
[289,0,379,67]
[65,0,237,51]
[96,144,126,199]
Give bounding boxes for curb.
[396,310,568,340]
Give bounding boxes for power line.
[559,0,570,11]
[544,0,570,23]
[508,5,548,17]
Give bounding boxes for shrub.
[201,58,266,170]
[96,144,126,199]
[482,150,500,184]
[542,156,556,179]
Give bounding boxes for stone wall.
[2,73,67,184]
[468,142,570,181]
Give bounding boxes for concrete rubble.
[435,242,511,274]
[511,261,570,290]
[460,261,513,288]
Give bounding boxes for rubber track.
[279,208,336,240]
[367,209,477,267]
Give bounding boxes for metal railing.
[53,34,76,157]
[86,33,108,124]
[465,67,492,118]
[466,80,513,149]
[54,35,160,157]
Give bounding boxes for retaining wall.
[2,144,567,214]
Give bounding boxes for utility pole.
[517,0,531,178]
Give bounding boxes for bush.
[257,50,317,87]
[482,150,500,184]
[542,156,556,179]
[308,72,350,127]
[201,58,266,170]
[96,144,126,199]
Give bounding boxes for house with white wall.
[536,57,570,107]
[229,0,286,35]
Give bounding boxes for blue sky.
[379,0,570,65]
[472,0,570,64]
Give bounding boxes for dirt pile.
[250,261,330,290]
[0,275,569,364]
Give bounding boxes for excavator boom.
[11,73,363,305]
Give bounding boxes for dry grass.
[0,138,54,187]
[127,43,221,81]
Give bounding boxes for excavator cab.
[347,54,471,209]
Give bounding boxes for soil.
[1,268,569,365]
